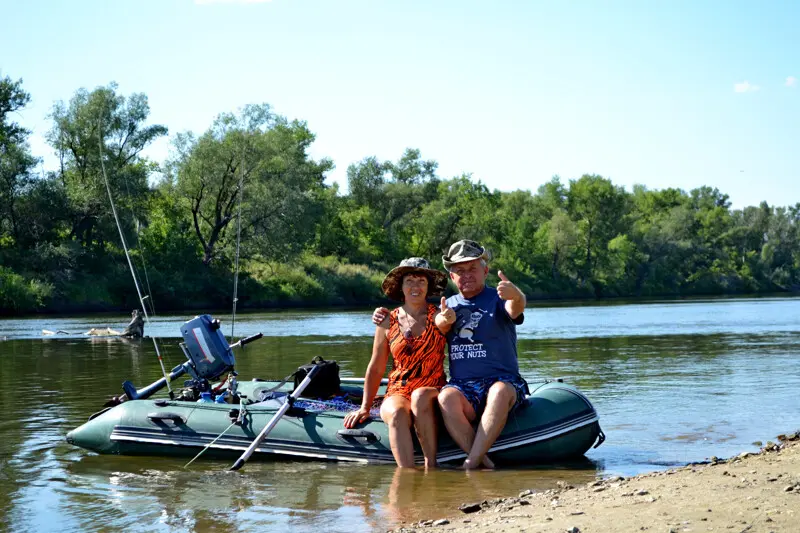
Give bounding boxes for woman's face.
[401,274,429,303]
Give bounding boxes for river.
[1,296,799,531]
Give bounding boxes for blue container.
[214,391,228,404]
[197,392,213,403]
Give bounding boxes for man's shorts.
[442,374,529,417]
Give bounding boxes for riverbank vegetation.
[2,76,800,314]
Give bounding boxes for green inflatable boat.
[66,315,604,465]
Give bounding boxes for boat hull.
[67,381,602,465]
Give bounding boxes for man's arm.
[497,270,526,319]
[435,296,455,334]
[371,307,390,325]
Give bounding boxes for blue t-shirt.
[445,286,524,380]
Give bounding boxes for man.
[373,239,527,469]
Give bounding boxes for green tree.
[333,148,441,264]
[47,82,166,250]
[0,75,39,244]
[539,208,579,282]
[567,174,629,293]
[168,104,333,266]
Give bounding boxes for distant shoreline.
[5,290,799,318]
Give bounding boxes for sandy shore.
[393,433,800,533]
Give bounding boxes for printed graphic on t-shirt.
[451,307,489,360]
[457,310,484,341]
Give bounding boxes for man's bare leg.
[438,387,494,469]
[463,381,516,470]
[410,387,440,469]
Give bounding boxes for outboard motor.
[180,315,236,383]
[120,315,261,402]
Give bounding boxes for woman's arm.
[343,318,390,428]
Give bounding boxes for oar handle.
[230,364,321,471]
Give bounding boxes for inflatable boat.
[66,315,604,465]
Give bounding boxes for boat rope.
[183,403,247,469]
[230,151,245,342]
[97,122,173,399]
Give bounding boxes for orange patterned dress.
[385,304,447,399]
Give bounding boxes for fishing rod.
[97,123,174,399]
[230,151,245,342]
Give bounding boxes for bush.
[0,266,53,313]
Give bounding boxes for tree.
[0,75,39,244]
[540,208,579,282]
[627,186,693,295]
[169,104,333,266]
[567,174,629,291]
[334,148,441,264]
[408,175,501,263]
[47,82,166,250]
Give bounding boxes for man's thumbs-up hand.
[497,270,523,302]
[438,296,456,325]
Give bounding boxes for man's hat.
[442,240,490,269]
[381,257,448,302]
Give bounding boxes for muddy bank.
[395,433,800,533]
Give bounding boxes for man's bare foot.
[461,456,495,470]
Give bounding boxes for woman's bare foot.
[423,459,438,470]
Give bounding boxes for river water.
[2,296,800,531]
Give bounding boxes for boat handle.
[147,412,186,425]
[337,429,379,443]
[593,428,606,449]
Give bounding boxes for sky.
[1,0,798,208]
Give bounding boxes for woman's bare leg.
[380,395,415,468]
[410,387,440,468]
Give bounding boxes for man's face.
[449,259,488,297]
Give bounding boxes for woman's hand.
[343,407,371,428]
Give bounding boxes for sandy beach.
[393,433,800,533]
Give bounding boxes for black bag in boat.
[293,356,340,399]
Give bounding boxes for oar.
[229,364,321,471]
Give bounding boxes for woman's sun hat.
[381,257,448,302]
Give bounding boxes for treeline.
[2,77,800,314]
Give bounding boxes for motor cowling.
[180,315,235,381]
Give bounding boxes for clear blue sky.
[2,0,798,208]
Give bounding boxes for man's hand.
[496,271,523,301]
[438,296,455,325]
[371,307,390,325]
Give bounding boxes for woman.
[343,257,449,468]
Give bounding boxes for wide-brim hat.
[381,257,448,302]
[442,239,490,268]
